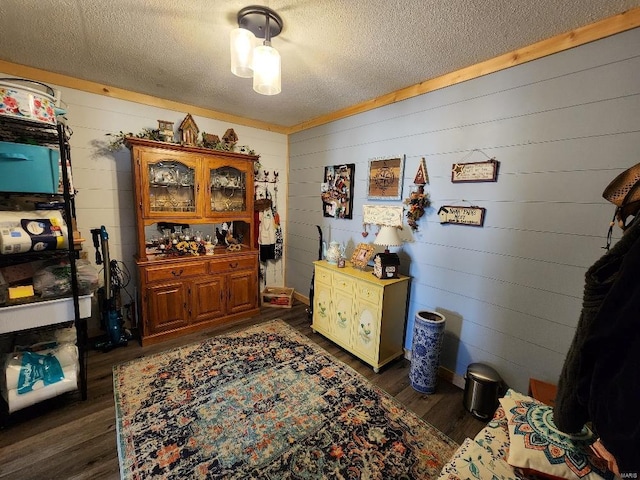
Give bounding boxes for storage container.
[463,362,503,420]
[0,141,60,193]
[0,78,58,125]
[0,294,92,334]
[261,286,294,308]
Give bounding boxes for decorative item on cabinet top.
[106,120,255,155]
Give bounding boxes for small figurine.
[215,227,226,246]
[225,230,239,245]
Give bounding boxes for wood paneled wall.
[286,28,640,392]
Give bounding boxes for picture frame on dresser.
[351,243,375,269]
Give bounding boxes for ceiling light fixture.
[230,5,283,96]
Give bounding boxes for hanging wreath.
[404,185,431,232]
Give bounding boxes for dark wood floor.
[0,302,486,479]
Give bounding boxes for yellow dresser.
[312,260,410,372]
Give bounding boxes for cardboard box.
[261,286,294,308]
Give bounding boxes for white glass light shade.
[230,28,256,78]
[252,44,281,95]
[373,226,403,248]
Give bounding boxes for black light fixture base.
[237,5,283,40]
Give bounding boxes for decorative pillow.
[499,390,614,480]
[474,403,511,461]
[438,437,519,480]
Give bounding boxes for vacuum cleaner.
[91,225,131,351]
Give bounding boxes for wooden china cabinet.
[126,138,260,345]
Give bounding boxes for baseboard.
[293,291,309,305]
[403,348,465,390]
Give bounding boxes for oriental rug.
[113,320,457,479]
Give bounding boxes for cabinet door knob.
[229,262,238,269]
[172,269,184,277]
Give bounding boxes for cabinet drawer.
[145,262,206,283]
[332,273,355,292]
[209,256,256,273]
[315,267,332,285]
[356,284,382,305]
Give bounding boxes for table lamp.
[372,225,403,279]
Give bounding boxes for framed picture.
[367,155,405,200]
[321,164,355,219]
[351,243,375,269]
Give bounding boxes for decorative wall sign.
[321,164,355,219]
[451,159,499,183]
[438,205,486,226]
[363,204,404,227]
[367,155,405,200]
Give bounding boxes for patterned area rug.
[113,320,457,479]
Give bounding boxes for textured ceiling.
[0,1,639,128]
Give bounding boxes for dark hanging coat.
[554,216,640,472]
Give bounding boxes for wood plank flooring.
[0,302,486,479]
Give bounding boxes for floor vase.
[409,310,446,394]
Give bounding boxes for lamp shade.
[373,225,403,248]
[252,43,281,95]
[230,27,256,78]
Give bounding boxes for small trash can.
[409,310,446,394]
[463,362,503,420]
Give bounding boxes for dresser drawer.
[315,267,332,285]
[145,261,206,283]
[356,283,382,305]
[209,256,256,273]
[332,273,355,292]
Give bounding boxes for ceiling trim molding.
[287,7,640,135]
[0,59,289,135]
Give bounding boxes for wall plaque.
[363,204,403,227]
[367,155,405,200]
[451,159,499,183]
[438,205,486,226]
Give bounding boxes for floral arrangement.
[106,128,162,151]
[164,240,204,256]
[404,186,431,232]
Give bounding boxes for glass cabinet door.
[209,165,247,213]
[146,159,197,217]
